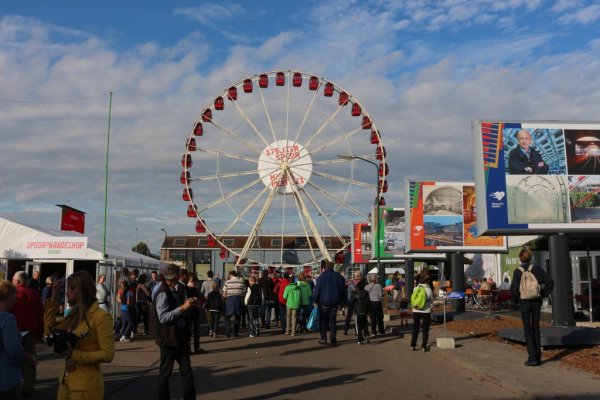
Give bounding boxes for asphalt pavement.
[32,313,600,400]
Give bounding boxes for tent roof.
[0,215,161,266]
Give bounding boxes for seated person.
[498,277,511,291]
[479,278,492,291]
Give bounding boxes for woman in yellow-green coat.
[44,271,114,400]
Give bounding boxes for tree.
[132,242,149,256]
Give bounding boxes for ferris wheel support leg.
[236,177,281,267]
[285,170,332,262]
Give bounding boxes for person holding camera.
[44,271,115,400]
[155,264,197,400]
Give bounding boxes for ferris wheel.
[181,71,388,266]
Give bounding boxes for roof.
[0,215,161,266]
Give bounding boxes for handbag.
[306,307,320,331]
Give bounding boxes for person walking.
[410,275,434,352]
[296,272,313,333]
[348,280,371,344]
[136,274,151,336]
[154,264,196,400]
[365,274,386,336]
[223,271,247,338]
[344,270,365,335]
[283,279,302,336]
[274,272,291,334]
[1,280,36,400]
[44,271,115,400]
[95,274,111,313]
[313,260,346,346]
[117,280,134,342]
[510,248,554,366]
[205,282,223,338]
[245,276,262,337]
[258,269,275,329]
[10,271,44,398]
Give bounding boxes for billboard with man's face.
[405,180,507,253]
[473,120,600,234]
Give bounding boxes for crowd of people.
[4,260,555,399]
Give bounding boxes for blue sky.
[1,1,600,255]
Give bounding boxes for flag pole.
[102,92,113,259]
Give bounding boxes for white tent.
[0,215,162,268]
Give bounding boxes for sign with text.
[23,237,88,259]
[406,180,507,253]
[473,120,600,234]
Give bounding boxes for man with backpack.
[410,275,433,352]
[510,248,554,367]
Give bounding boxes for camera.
[47,329,80,354]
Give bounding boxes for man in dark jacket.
[510,248,554,367]
[349,280,370,344]
[508,129,549,175]
[313,260,346,346]
[258,269,275,329]
[155,264,196,400]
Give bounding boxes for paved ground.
[32,313,600,400]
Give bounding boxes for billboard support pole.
[405,258,415,298]
[450,252,466,313]
[549,233,575,327]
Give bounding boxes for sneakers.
[209,330,213,337]
[249,334,255,338]
[119,336,131,342]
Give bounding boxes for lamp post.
[338,155,383,285]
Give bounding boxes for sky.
[1,0,600,256]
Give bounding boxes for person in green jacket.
[296,273,313,333]
[283,281,302,336]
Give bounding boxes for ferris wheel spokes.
[221,185,271,236]
[210,119,268,157]
[306,180,368,219]
[292,83,321,145]
[289,189,318,262]
[301,186,347,246]
[197,177,264,214]
[284,169,331,261]
[229,95,272,149]
[236,172,285,266]
[190,169,260,182]
[198,146,271,165]
[308,125,364,157]
[302,105,345,149]
[256,87,278,144]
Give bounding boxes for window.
[271,238,282,246]
[295,238,308,247]
[223,238,235,246]
[170,250,187,261]
[173,239,186,246]
[324,239,331,247]
[197,238,207,246]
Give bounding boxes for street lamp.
[161,228,168,238]
[338,155,384,285]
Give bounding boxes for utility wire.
[0,92,112,104]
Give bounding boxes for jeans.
[158,343,195,400]
[370,301,385,335]
[207,311,220,334]
[121,309,134,338]
[247,305,260,335]
[344,302,355,333]
[135,302,148,334]
[410,312,431,348]
[356,314,369,342]
[319,304,338,343]
[225,314,241,336]
[259,300,274,329]
[279,303,287,332]
[520,299,542,362]
[190,309,201,350]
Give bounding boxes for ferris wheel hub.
[258,139,312,194]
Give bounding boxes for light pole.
[338,155,383,285]
[160,228,168,261]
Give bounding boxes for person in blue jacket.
[313,260,346,346]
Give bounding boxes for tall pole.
[337,155,382,284]
[102,92,112,259]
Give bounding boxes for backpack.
[410,285,427,310]
[518,265,540,300]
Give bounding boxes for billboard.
[406,180,507,253]
[351,222,372,264]
[473,120,600,234]
[371,207,447,260]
